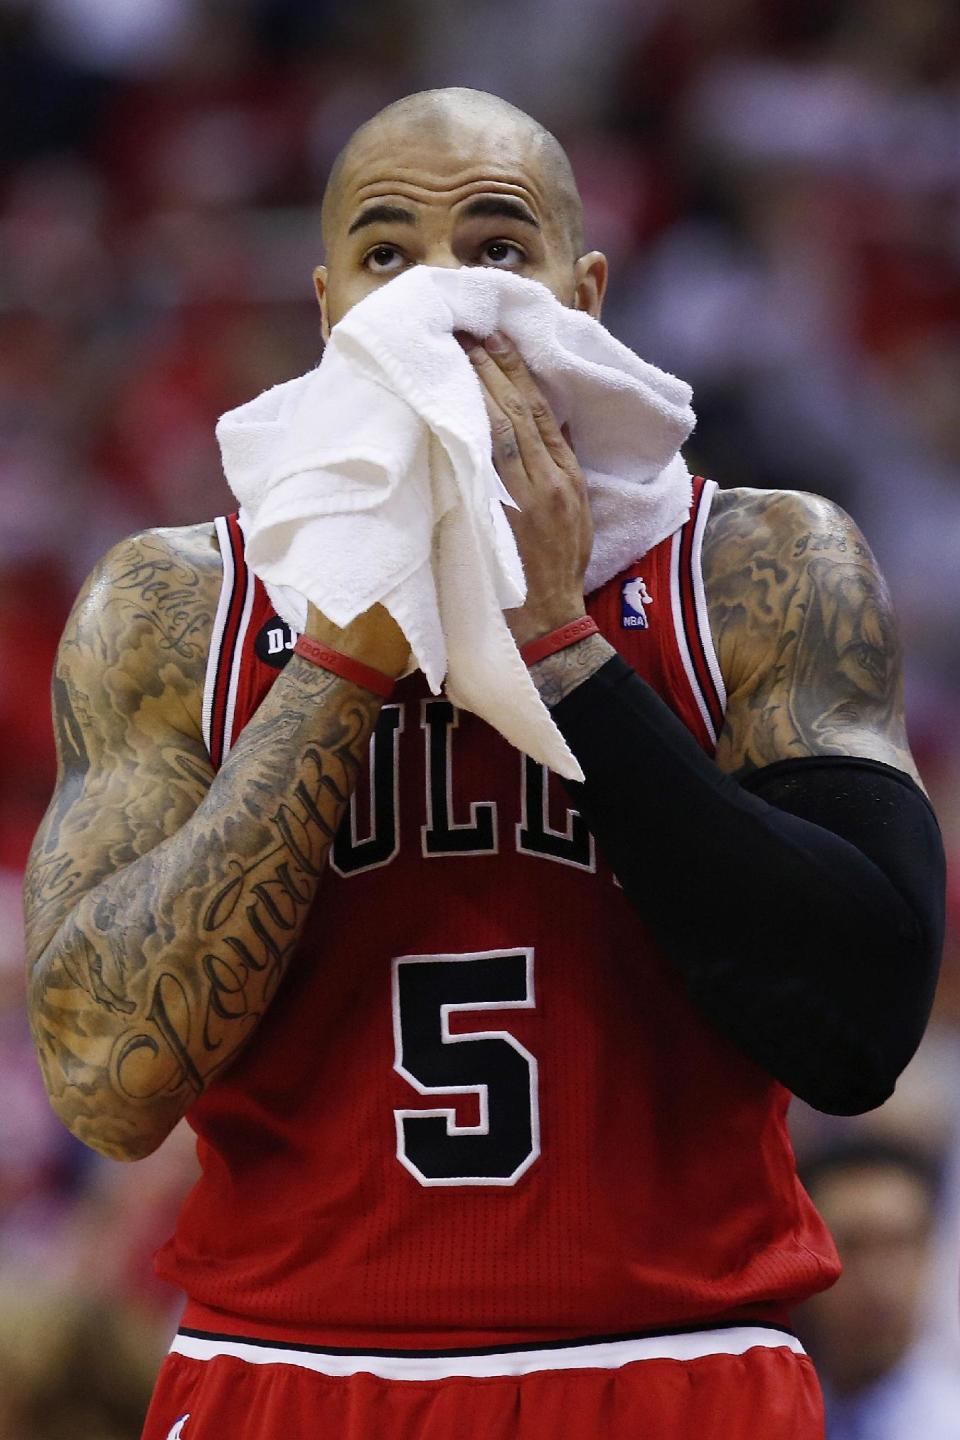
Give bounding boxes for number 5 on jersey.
[392,950,540,1187]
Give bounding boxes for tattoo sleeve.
[702,489,920,781]
[24,529,381,1160]
[529,633,616,708]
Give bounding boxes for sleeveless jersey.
[156,477,839,1349]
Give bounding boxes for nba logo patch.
[621,576,653,629]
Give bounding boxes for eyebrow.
[461,196,540,229]
[348,203,418,235]
[346,195,542,237]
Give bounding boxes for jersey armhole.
[201,514,255,769]
[689,480,728,717]
[668,478,727,747]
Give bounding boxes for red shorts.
[141,1325,825,1439]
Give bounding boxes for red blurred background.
[2,2,959,1434]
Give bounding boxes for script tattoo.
[530,632,616,708]
[702,488,916,778]
[25,524,380,1158]
[105,708,368,1110]
[111,540,212,660]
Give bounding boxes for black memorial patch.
[254,616,296,668]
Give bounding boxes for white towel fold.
[217,265,695,781]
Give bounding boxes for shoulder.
[27,525,222,959]
[59,522,223,745]
[700,486,918,777]
[67,521,222,651]
[701,486,883,693]
[71,521,222,628]
[702,485,869,571]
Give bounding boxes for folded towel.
[217,265,695,781]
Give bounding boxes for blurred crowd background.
[2,0,960,1434]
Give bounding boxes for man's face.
[802,1163,933,1394]
[315,114,605,338]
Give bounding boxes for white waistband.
[171,1325,805,1382]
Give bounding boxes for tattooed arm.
[25,526,405,1160]
[541,487,942,1110]
[704,487,920,780]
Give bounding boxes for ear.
[572,251,608,320]
[313,265,330,341]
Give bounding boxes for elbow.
[53,1103,176,1162]
[77,1119,174,1162]
[797,1074,896,1117]
[43,1085,181,1162]
[686,981,909,1117]
[29,988,184,1161]
[802,958,939,1116]
[787,1030,923,1117]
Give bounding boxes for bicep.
[708,491,922,783]
[24,731,213,962]
[24,543,216,961]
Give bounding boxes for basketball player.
[24,90,944,1439]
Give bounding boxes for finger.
[472,368,533,505]
[468,342,559,486]
[482,332,574,466]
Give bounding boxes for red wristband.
[520,616,599,667]
[293,635,396,699]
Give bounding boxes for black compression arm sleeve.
[552,654,945,1115]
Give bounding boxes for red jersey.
[156,477,839,1349]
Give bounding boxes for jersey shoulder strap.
[202,514,299,768]
[201,513,258,769]
[667,474,727,746]
[588,475,726,751]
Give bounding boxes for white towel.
[217,265,695,781]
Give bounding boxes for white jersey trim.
[171,1325,805,1381]
[221,558,255,764]
[689,478,727,714]
[669,528,716,746]
[668,480,725,746]
[201,515,235,757]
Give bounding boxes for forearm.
[533,646,944,1114]
[29,655,381,1160]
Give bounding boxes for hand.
[465,330,593,648]
[305,602,409,679]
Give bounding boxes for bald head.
[314,87,606,338]
[321,88,584,258]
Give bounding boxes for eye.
[480,240,525,268]
[363,244,406,275]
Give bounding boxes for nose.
[421,244,463,271]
